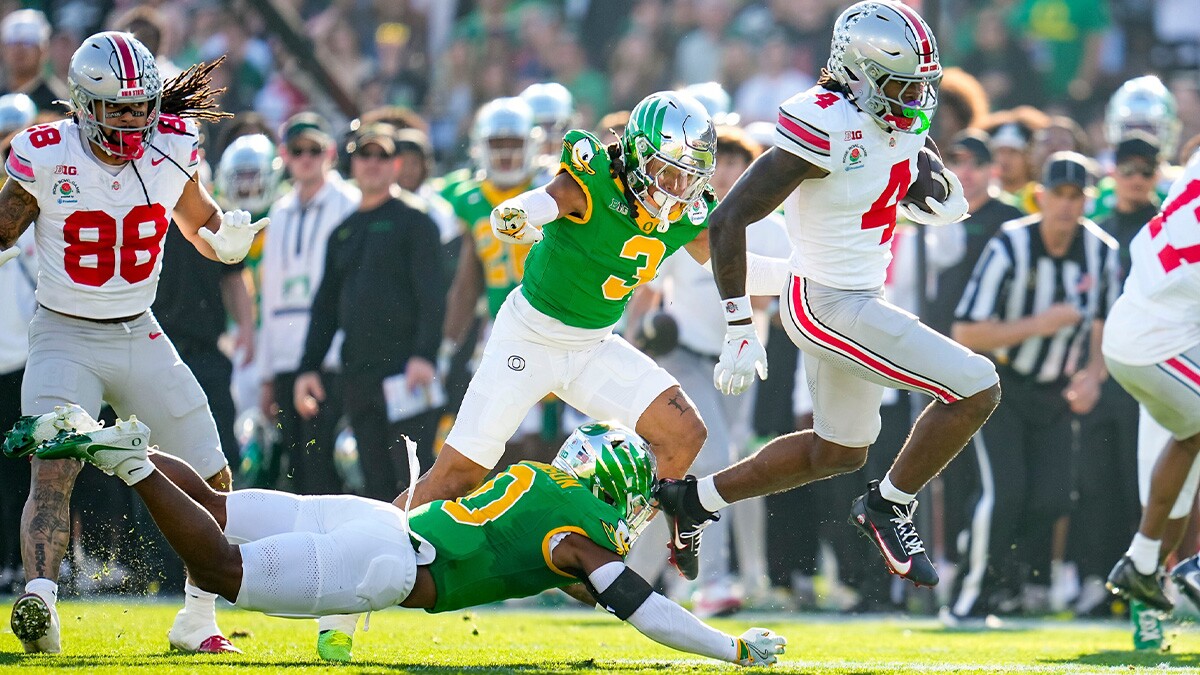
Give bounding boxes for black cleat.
[850,480,939,587]
[653,476,719,581]
[1170,554,1200,609]
[1107,555,1173,613]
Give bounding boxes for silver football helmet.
[623,91,716,220]
[520,82,574,151]
[826,1,942,133]
[0,93,37,137]
[68,31,163,160]
[470,97,544,188]
[215,134,283,214]
[682,81,738,127]
[1105,75,1181,161]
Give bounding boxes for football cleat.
[850,481,939,587]
[3,404,102,459]
[1106,555,1173,613]
[168,608,241,654]
[653,476,719,581]
[317,629,353,662]
[1169,553,1200,609]
[11,592,60,654]
[33,415,151,483]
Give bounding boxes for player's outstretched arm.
[490,172,585,244]
[0,178,39,254]
[174,178,268,264]
[554,533,786,666]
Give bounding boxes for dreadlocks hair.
[816,67,849,94]
[159,56,233,124]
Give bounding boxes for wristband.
[722,295,752,323]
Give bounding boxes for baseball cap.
[990,122,1030,151]
[1041,151,1094,191]
[281,112,332,147]
[394,128,432,159]
[1,9,50,47]
[947,129,992,165]
[1114,131,1160,165]
[347,122,396,156]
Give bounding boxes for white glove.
[198,210,269,264]
[898,167,969,226]
[714,323,768,396]
[0,246,17,268]
[733,627,786,666]
[491,206,544,245]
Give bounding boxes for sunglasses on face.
[1116,163,1155,178]
[287,145,324,157]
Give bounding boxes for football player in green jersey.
[4,409,787,666]
[405,91,789,530]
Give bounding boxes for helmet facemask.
[471,97,543,189]
[68,32,163,161]
[552,423,659,541]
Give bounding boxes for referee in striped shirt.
[947,152,1121,619]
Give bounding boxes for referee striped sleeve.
[956,237,1013,322]
[774,108,832,171]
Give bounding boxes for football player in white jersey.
[655,1,1002,588]
[0,32,266,654]
[1103,145,1200,615]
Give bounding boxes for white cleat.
[33,415,152,483]
[11,592,61,654]
[168,608,241,654]
[2,404,103,459]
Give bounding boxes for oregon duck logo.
[570,138,597,176]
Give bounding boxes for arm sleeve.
[745,252,790,296]
[407,210,446,363]
[955,237,1013,322]
[774,96,832,172]
[587,562,739,663]
[298,227,343,373]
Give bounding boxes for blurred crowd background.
[0,0,1199,635]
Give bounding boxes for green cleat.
[34,415,152,484]
[2,404,101,459]
[317,629,353,663]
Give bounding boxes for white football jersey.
[5,115,200,319]
[1104,151,1200,366]
[774,86,927,290]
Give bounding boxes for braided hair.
[159,56,233,123]
[816,67,850,94]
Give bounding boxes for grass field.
[2,600,1200,673]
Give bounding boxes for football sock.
[318,614,359,635]
[25,578,57,606]
[182,581,218,620]
[1127,534,1161,576]
[878,474,916,506]
[696,475,729,513]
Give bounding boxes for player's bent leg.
[634,386,707,481]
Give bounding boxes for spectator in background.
[1011,0,1110,105]
[986,109,1050,213]
[609,29,668,113]
[1070,132,1162,616]
[960,7,1042,110]
[733,30,815,125]
[549,32,608,129]
[674,0,733,86]
[1033,115,1091,172]
[933,68,990,151]
[295,123,445,501]
[950,153,1120,621]
[259,113,360,495]
[0,10,67,113]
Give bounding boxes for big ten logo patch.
[54,165,77,175]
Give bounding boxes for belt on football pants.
[40,304,146,325]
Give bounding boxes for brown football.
[902,147,949,214]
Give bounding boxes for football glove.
[733,627,786,666]
[491,206,544,245]
[199,210,269,264]
[0,246,17,268]
[714,323,767,396]
[898,168,969,226]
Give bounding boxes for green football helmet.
[552,422,658,538]
[623,91,716,220]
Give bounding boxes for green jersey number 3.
[601,235,667,301]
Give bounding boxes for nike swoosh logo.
[872,525,912,575]
[149,332,162,340]
[672,523,687,550]
[736,340,749,357]
[151,155,167,166]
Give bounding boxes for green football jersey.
[446,179,533,317]
[409,461,632,613]
[434,167,475,202]
[521,129,715,329]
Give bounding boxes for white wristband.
[499,186,561,228]
[722,295,753,323]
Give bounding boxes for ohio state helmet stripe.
[890,2,938,72]
[108,33,138,87]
